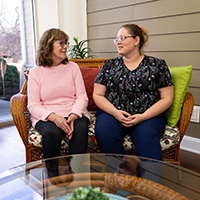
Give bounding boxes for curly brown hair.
[36,28,69,67]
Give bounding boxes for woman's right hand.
[114,110,131,123]
[47,113,72,136]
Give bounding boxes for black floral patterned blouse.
[95,55,173,115]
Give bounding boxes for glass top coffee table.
[0,154,199,200]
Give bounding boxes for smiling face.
[52,40,68,66]
[36,28,69,67]
[115,27,140,57]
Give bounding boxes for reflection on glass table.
[0,154,199,200]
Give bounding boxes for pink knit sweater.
[27,61,90,128]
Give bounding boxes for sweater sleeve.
[27,67,54,122]
[69,65,88,117]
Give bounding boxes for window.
[0,0,22,124]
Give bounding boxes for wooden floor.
[0,125,200,174]
[180,148,200,173]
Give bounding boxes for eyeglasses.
[54,40,70,47]
[113,36,136,45]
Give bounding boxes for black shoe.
[45,159,59,178]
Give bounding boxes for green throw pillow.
[165,65,192,127]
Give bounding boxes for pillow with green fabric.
[165,65,192,127]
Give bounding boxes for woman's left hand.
[121,114,144,127]
[66,114,79,139]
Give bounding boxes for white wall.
[57,0,87,44]
[34,0,87,47]
[34,0,59,45]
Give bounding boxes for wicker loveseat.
[10,59,194,165]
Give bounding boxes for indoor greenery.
[66,186,109,200]
[67,36,94,59]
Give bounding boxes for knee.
[74,117,89,133]
[42,127,62,140]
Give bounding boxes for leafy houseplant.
[67,36,94,59]
[66,186,109,200]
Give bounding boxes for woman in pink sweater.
[27,28,90,161]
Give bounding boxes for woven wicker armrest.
[178,91,194,141]
[10,88,31,146]
[104,173,188,200]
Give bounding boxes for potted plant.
[67,36,95,59]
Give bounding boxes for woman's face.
[51,40,68,66]
[115,27,139,56]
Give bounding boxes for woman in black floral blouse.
[93,24,174,160]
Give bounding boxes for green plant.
[67,36,94,59]
[0,62,19,100]
[66,186,109,200]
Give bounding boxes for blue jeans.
[95,110,166,160]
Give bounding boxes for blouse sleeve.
[157,59,174,88]
[94,60,110,86]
